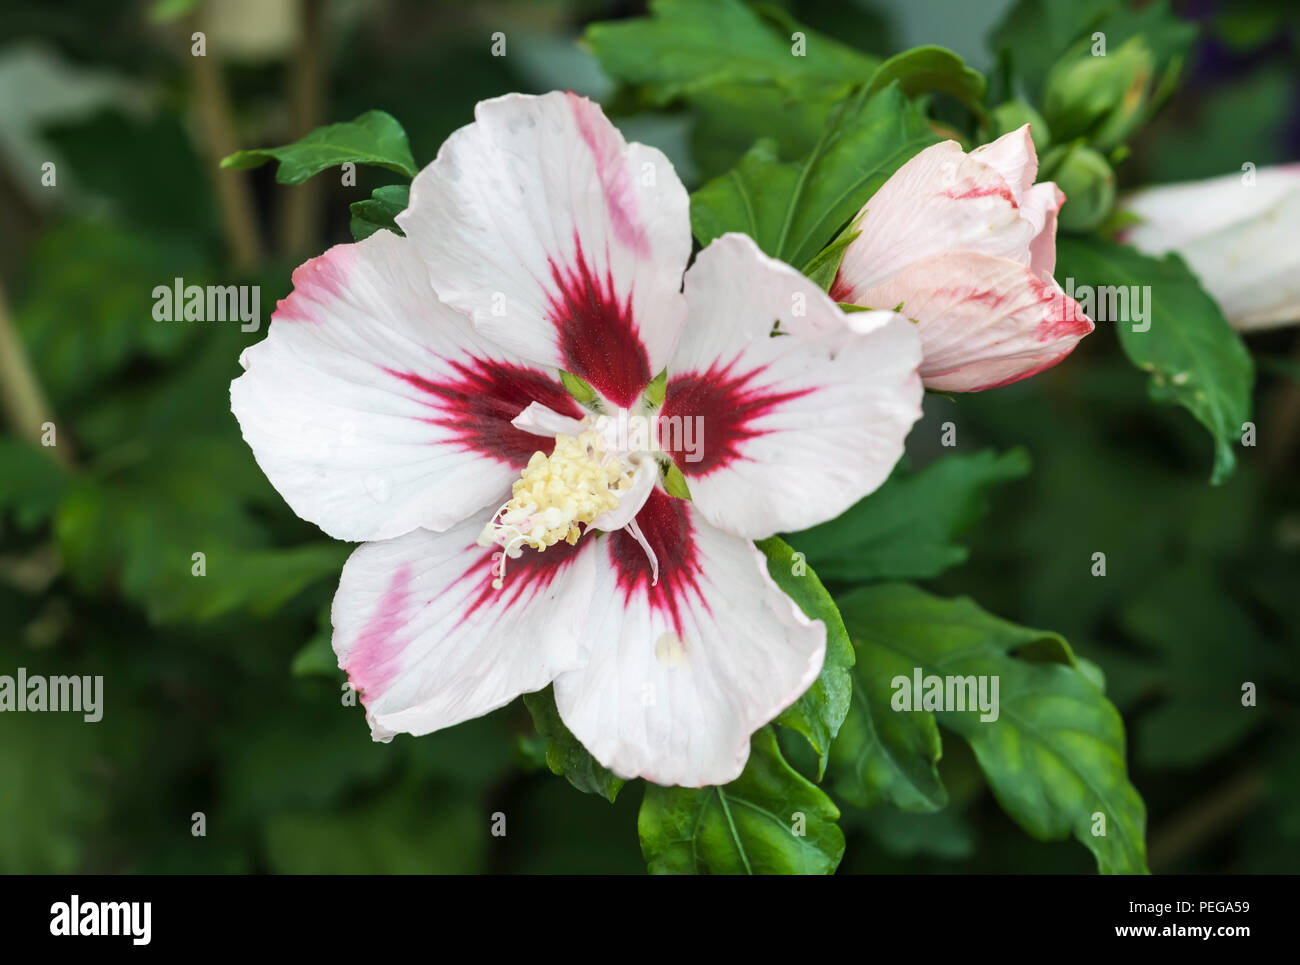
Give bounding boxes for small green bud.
[1043,37,1155,148]
[988,99,1051,153]
[1053,145,1116,232]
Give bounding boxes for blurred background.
[0,0,1296,873]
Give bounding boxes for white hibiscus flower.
[231,92,924,786]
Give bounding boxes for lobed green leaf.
[789,449,1031,583]
[835,583,1148,874]
[758,536,854,777]
[1057,236,1253,484]
[638,727,844,874]
[222,110,418,184]
[523,686,625,803]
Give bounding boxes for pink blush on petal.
[942,182,1018,207]
[963,350,1074,392]
[344,562,412,705]
[1032,279,1094,342]
[929,285,1014,311]
[569,91,650,259]
[271,243,359,324]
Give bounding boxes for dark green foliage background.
[0,0,1296,873]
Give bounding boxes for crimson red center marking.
[388,359,581,469]
[661,359,813,478]
[545,233,650,408]
[458,536,589,623]
[609,489,706,636]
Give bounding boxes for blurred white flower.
[1123,165,1300,331]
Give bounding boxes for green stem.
[189,13,264,270]
[278,0,327,258]
[1147,768,1266,871]
[0,279,73,468]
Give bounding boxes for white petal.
[231,230,581,542]
[1123,166,1300,330]
[511,401,589,438]
[857,250,1093,392]
[587,454,657,534]
[553,493,825,786]
[1176,186,1300,330]
[833,139,1035,300]
[398,91,690,408]
[332,517,602,741]
[1022,181,1066,280]
[1124,165,1300,254]
[665,233,923,539]
[969,124,1038,201]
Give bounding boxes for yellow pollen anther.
[478,430,634,589]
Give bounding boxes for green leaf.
[801,226,860,292]
[0,633,154,874]
[221,110,418,184]
[585,0,878,105]
[1117,564,1265,769]
[788,449,1031,583]
[836,583,1148,874]
[586,0,885,179]
[348,183,409,241]
[290,605,338,678]
[45,109,217,244]
[866,45,987,117]
[217,691,397,825]
[1056,236,1253,484]
[14,219,208,404]
[55,438,347,624]
[148,0,200,23]
[681,83,848,182]
[638,727,844,874]
[756,536,853,776]
[690,83,937,269]
[0,709,110,872]
[523,687,625,802]
[850,804,976,860]
[831,645,948,812]
[0,438,67,529]
[989,0,1117,99]
[263,782,486,874]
